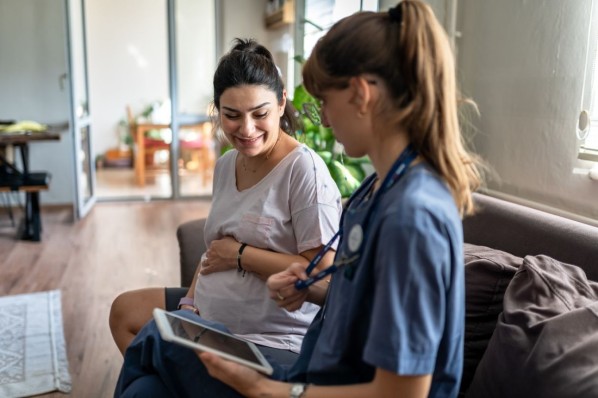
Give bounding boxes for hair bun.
[231,38,275,62]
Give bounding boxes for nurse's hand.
[200,236,239,275]
[267,263,309,311]
[199,352,284,397]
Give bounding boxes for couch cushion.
[466,255,598,398]
[461,244,521,396]
[177,218,207,287]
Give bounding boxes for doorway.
[86,0,217,200]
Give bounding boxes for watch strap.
[237,243,248,276]
[177,297,194,309]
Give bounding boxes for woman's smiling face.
[219,84,285,158]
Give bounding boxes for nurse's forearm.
[306,279,330,306]
[252,369,431,398]
[239,247,309,280]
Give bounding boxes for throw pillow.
[466,255,598,398]
[460,244,521,396]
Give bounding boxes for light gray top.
[194,144,342,352]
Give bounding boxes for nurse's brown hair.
[303,1,481,215]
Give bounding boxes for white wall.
[86,0,228,157]
[220,0,295,91]
[457,0,598,221]
[176,0,216,115]
[86,0,169,156]
[220,0,269,55]
[0,0,75,205]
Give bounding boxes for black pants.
[164,287,188,311]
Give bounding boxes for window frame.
[578,1,598,163]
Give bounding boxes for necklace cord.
[241,133,282,173]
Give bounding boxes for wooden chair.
[179,121,215,187]
[127,106,215,186]
[0,172,51,241]
[126,106,170,186]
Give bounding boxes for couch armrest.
[177,218,207,287]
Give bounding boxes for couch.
[176,193,598,397]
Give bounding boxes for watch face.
[290,383,306,397]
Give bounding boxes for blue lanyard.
[295,144,418,289]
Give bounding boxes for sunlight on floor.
[96,168,212,199]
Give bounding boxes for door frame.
[65,0,96,218]
[167,0,219,199]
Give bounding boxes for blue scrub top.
[287,163,465,398]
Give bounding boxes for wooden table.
[0,130,61,173]
[0,129,63,241]
[133,122,210,186]
[0,130,61,145]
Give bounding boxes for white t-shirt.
[194,144,342,352]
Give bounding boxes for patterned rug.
[0,290,71,397]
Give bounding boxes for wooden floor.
[0,199,211,398]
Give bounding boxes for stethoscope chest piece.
[347,224,363,253]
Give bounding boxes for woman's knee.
[110,291,136,332]
[110,288,165,334]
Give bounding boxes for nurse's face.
[319,88,369,158]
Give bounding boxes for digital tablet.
[153,308,273,375]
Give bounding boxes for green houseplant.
[291,83,370,197]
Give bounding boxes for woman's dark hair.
[213,38,297,135]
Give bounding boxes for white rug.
[0,290,71,397]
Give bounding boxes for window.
[302,0,378,59]
[579,43,598,162]
[578,4,598,163]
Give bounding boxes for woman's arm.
[178,255,205,312]
[200,236,335,281]
[183,240,334,311]
[200,353,432,398]
[240,244,335,280]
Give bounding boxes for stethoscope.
[295,144,418,289]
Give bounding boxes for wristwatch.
[178,297,195,310]
[289,383,307,398]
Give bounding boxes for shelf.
[265,0,294,29]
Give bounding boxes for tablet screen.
[166,313,260,363]
[155,310,272,374]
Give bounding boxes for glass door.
[66,0,95,218]
[169,0,217,198]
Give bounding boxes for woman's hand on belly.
[200,236,240,275]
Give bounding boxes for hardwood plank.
[0,199,211,397]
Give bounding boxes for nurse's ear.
[348,76,377,117]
